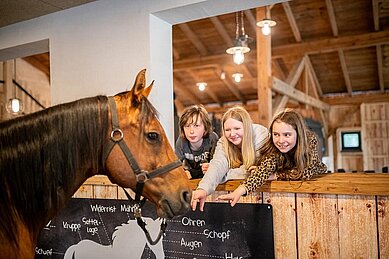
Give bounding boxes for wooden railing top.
[190,172,389,196]
[85,172,389,196]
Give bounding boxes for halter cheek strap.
[102,96,182,245]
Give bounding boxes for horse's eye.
[147,132,160,141]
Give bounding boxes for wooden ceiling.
[13,0,389,120]
[172,0,389,115]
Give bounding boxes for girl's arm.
[243,154,278,194]
[197,138,232,195]
[217,154,278,206]
[302,133,327,180]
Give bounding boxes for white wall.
[0,0,283,143]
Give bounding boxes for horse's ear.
[131,69,147,102]
[143,80,154,98]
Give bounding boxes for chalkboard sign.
[36,198,274,259]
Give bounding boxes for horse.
[63,218,165,259]
[0,69,192,259]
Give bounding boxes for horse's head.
[104,69,192,218]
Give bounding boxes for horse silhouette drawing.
[64,217,165,259]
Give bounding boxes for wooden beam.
[188,173,389,195]
[174,98,185,117]
[257,7,272,126]
[376,45,385,92]
[178,23,208,56]
[325,0,338,37]
[272,31,389,58]
[305,56,323,97]
[323,92,389,105]
[187,70,222,105]
[286,56,306,86]
[282,2,302,42]
[273,57,306,115]
[23,56,50,79]
[173,77,202,105]
[210,17,233,47]
[213,66,246,103]
[174,31,389,70]
[272,77,330,111]
[205,102,258,114]
[174,54,232,71]
[307,66,329,136]
[243,10,257,34]
[272,58,287,81]
[172,47,180,60]
[338,50,353,95]
[85,173,389,196]
[372,0,380,31]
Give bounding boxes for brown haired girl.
[217,108,327,206]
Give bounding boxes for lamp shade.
[6,98,23,114]
[257,19,277,36]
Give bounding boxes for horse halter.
[102,96,182,245]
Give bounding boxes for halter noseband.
[102,96,182,245]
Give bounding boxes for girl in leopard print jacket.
[217,109,327,206]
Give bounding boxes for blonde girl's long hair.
[259,108,311,174]
[221,106,255,169]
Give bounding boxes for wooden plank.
[118,187,135,200]
[282,2,302,42]
[338,195,378,258]
[325,0,338,36]
[189,173,389,195]
[73,185,94,198]
[272,30,389,58]
[178,23,208,56]
[272,77,330,111]
[324,92,389,106]
[338,49,353,95]
[296,193,339,258]
[263,192,297,259]
[378,196,389,258]
[94,185,118,199]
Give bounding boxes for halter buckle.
[136,171,149,183]
[110,128,123,142]
[134,204,142,218]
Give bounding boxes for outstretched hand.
[191,189,207,211]
[216,186,247,207]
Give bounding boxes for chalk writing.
[62,221,81,232]
[180,237,203,250]
[35,247,52,256]
[82,217,100,226]
[181,216,206,227]
[203,229,231,242]
[90,204,116,213]
[225,253,243,259]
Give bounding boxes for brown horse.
[0,69,191,258]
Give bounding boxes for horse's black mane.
[0,95,109,246]
[0,90,159,248]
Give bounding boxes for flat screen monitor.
[341,131,362,152]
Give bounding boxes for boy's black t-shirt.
[175,132,219,179]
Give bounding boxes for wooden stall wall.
[75,175,389,259]
[361,102,389,172]
[328,105,362,172]
[0,59,50,122]
[336,127,364,172]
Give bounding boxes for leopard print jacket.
[243,131,327,194]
